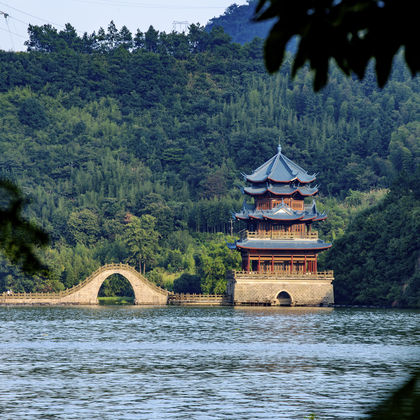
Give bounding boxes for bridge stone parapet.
[0,263,169,305]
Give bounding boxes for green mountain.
[206,1,297,51]
[0,23,418,304]
[328,170,420,308]
[206,1,271,44]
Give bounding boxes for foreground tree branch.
[255,0,419,90]
[0,179,49,274]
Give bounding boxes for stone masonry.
[227,271,334,306]
[1,264,169,305]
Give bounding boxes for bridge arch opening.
[276,291,292,306]
[98,273,135,304]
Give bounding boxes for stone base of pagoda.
[227,271,334,307]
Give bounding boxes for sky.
[0,0,248,51]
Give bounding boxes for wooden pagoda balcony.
[240,230,319,241]
[232,270,334,279]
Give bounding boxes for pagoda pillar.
[304,256,307,274]
[271,256,274,273]
[247,254,250,272]
[258,256,261,273]
[290,255,293,273]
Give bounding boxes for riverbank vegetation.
[328,171,420,308]
[0,20,418,305]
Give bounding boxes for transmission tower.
[0,10,14,50]
[172,21,189,33]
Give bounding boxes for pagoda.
[227,145,334,306]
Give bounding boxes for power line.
[4,13,14,49]
[0,25,26,39]
[0,1,66,28]
[172,21,189,33]
[70,0,232,9]
[5,13,30,27]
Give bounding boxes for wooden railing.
[233,270,334,279]
[240,230,319,240]
[1,263,168,300]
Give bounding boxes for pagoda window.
[256,199,271,210]
[294,199,304,210]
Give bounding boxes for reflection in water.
[0,306,418,419]
[236,306,334,315]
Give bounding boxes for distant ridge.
[206,0,296,52]
[206,1,270,44]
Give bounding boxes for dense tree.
[0,180,49,274]
[173,273,201,294]
[206,1,279,46]
[328,170,420,307]
[0,21,418,303]
[122,215,160,274]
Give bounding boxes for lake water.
[0,306,418,419]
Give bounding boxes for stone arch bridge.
[0,264,169,305]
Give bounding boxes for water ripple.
[0,306,418,419]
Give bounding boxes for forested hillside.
[0,22,418,303]
[206,1,271,44]
[206,1,297,51]
[328,170,420,308]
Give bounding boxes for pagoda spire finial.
[277,143,282,154]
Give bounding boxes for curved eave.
[235,215,249,221]
[266,176,316,184]
[244,188,267,196]
[301,216,316,222]
[267,188,295,196]
[297,188,318,197]
[267,176,295,183]
[249,214,264,220]
[264,215,303,221]
[244,187,318,197]
[296,176,316,184]
[266,178,294,184]
[267,188,318,197]
[314,216,327,221]
[246,176,268,183]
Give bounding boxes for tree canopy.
[0,180,49,274]
[0,20,418,304]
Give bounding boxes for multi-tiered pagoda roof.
[233,201,331,252]
[243,184,318,197]
[244,145,316,184]
[235,200,327,222]
[231,145,331,253]
[228,144,334,306]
